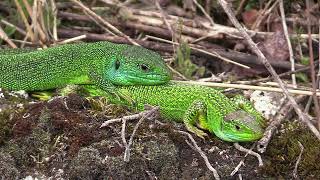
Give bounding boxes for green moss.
[261,121,320,178]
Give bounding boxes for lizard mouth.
[125,74,171,85]
[224,131,263,142]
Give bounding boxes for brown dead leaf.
[258,28,290,62]
[242,9,259,27]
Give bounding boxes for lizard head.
[217,110,265,142]
[106,45,172,85]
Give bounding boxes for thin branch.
[58,34,87,44]
[178,130,220,180]
[100,107,159,128]
[192,0,215,26]
[231,143,262,176]
[22,0,47,42]
[235,0,248,16]
[251,0,278,30]
[234,143,263,167]
[0,25,17,48]
[293,141,304,179]
[0,19,26,36]
[217,0,320,141]
[279,0,296,87]
[100,107,160,162]
[124,107,159,162]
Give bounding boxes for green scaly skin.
[83,81,266,142]
[0,42,172,95]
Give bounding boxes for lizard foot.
[31,91,53,101]
[185,126,208,139]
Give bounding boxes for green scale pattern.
[0,41,171,91]
[87,81,265,142]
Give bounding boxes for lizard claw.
[31,91,53,101]
[194,130,208,140]
[185,126,208,140]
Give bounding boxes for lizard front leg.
[88,70,134,106]
[183,100,209,139]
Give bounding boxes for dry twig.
[0,19,26,36]
[58,34,87,44]
[178,130,220,180]
[279,0,296,87]
[231,143,262,176]
[293,141,304,179]
[234,143,263,167]
[0,25,17,48]
[192,0,214,26]
[101,107,159,162]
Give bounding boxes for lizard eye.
[235,125,241,131]
[115,60,120,70]
[139,64,149,72]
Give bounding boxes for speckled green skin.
[85,81,265,142]
[0,41,171,91]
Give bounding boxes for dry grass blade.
[176,80,320,96]
[14,0,35,42]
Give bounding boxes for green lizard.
[83,81,265,142]
[0,41,171,95]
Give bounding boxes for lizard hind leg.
[183,100,209,139]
